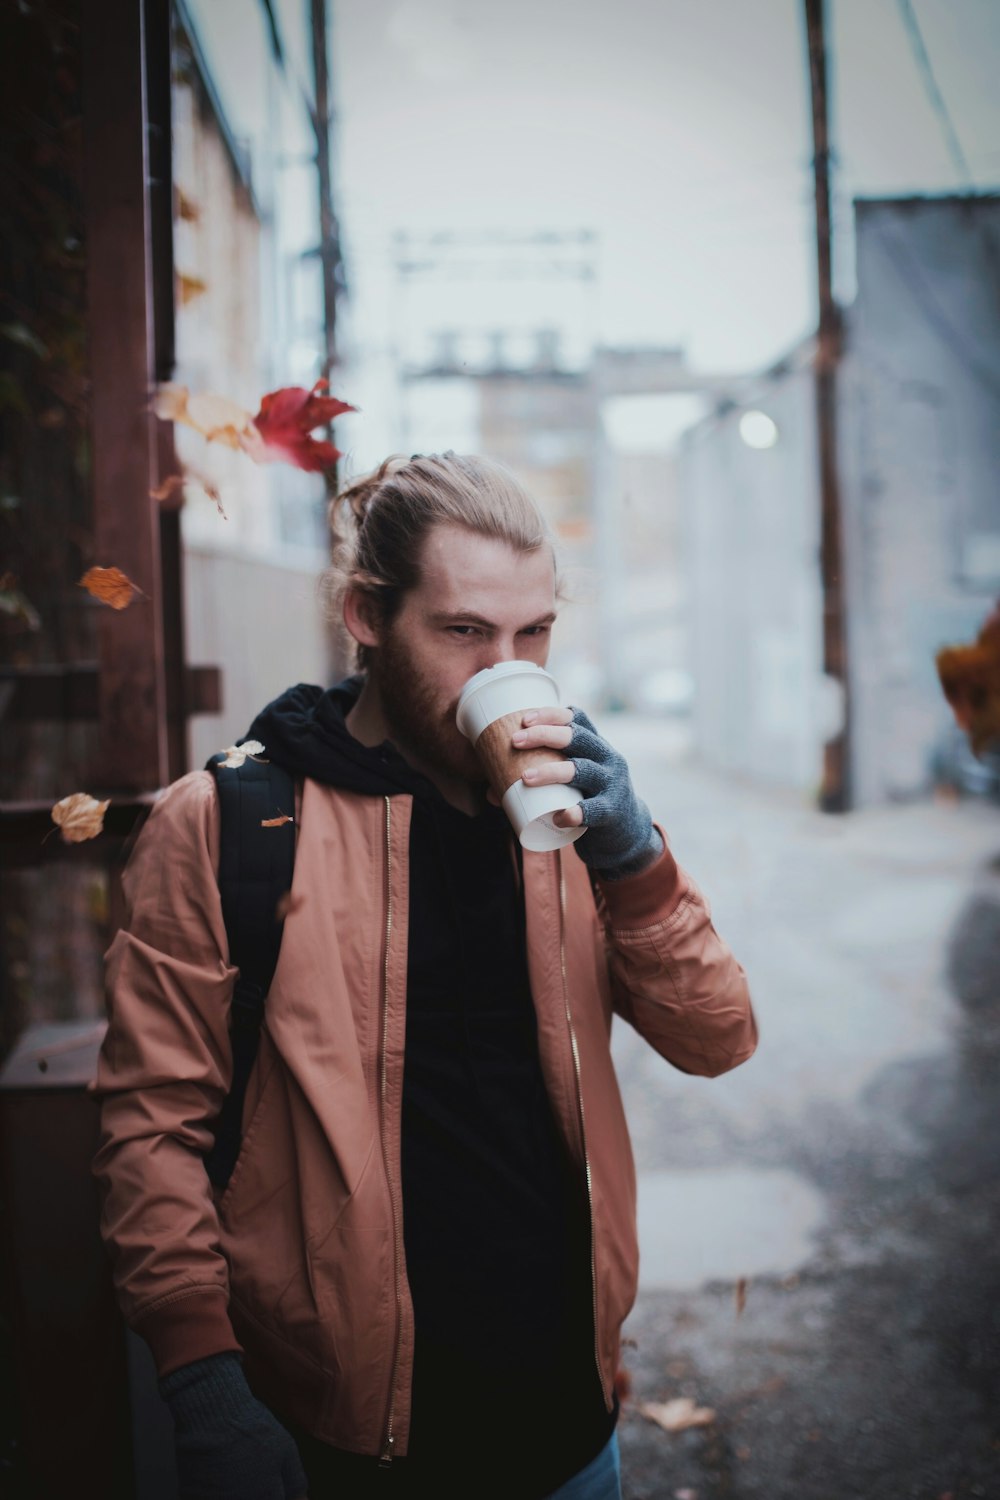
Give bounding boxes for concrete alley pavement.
[604,715,1000,1500]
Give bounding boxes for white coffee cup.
[456,660,586,852]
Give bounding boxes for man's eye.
[447,625,478,637]
[520,625,550,637]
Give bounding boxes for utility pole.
[804,0,850,812]
[309,0,341,399]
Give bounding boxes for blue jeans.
[545,1432,622,1500]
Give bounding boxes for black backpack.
[201,751,297,1190]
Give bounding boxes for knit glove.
[159,1352,308,1500]
[566,708,663,880]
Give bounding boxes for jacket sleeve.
[594,824,758,1077]
[89,769,244,1377]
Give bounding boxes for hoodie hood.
[242,676,448,802]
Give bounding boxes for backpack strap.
[202,751,296,1191]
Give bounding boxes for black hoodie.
[244,679,614,1496]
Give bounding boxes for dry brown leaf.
[219,740,266,769]
[50,793,110,843]
[79,565,141,610]
[176,186,200,222]
[203,478,227,517]
[178,272,207,305]
[150,473,187,502]
[936,600,1000,756]
[261,814,293,828]
[153,382,253,451]
[735,1277,748,1318]
[638,1398,716,1434]
[150,469,227,518]
[275,891,305,921]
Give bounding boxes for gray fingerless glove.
[159,1352,307,1500]
[567,708,663,880]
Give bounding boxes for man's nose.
[481,639,520,668]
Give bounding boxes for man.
[92,452,757,1500]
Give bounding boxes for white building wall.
[841,196,1000,804]
[185,548,331,773]
[678,361,825,792]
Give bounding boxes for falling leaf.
[79,565,142,610]
[150,473,187,502]
[203,478,227,518]
[638,1398,716,1434]
[177,272,207,305]
[176,185,200,222]
[153,382,254,450]
[275,890,305,921]
[151,470,227,518]
[219,740,266,769]
[50,793,110,843]
[261,813,293,828]
[735,1277,748,1318]
[936,600,1000,756]
[241,379,355,472]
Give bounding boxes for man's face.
[370,523,558,784]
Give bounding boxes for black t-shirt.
[402,796,612,1489]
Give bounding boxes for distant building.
[170,1,338,770]
[678,193,1000,804]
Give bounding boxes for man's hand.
[160,1352,308,1500]
[511,706,664,879]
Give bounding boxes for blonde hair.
[323,451,558,668]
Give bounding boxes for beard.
[371,625,485,786]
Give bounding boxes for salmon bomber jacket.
[90,768,759,1460]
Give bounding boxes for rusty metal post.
[309,0,341,392]
[804,0,851,812]
[82,0,169,793]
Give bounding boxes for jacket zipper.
[378,796,403,1465]
[557,860,612,1412]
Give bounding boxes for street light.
[739,410,779,449]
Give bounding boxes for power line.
[895,0,974,188]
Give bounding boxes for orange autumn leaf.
[79,566,141,610]
[175,185,200,222]
[177,272,207,306]
[50,792,110,843]
[936,600,1000,756]
[150,473,187,502]
[242,379,355,473]
[261,814,293,828]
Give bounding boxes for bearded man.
[92,452,758,1500]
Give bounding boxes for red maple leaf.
[243,379,355,472]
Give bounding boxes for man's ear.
[343,585,382,650]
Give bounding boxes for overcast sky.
[331,0,1000,377]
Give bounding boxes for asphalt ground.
[603,717,1000,1500]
